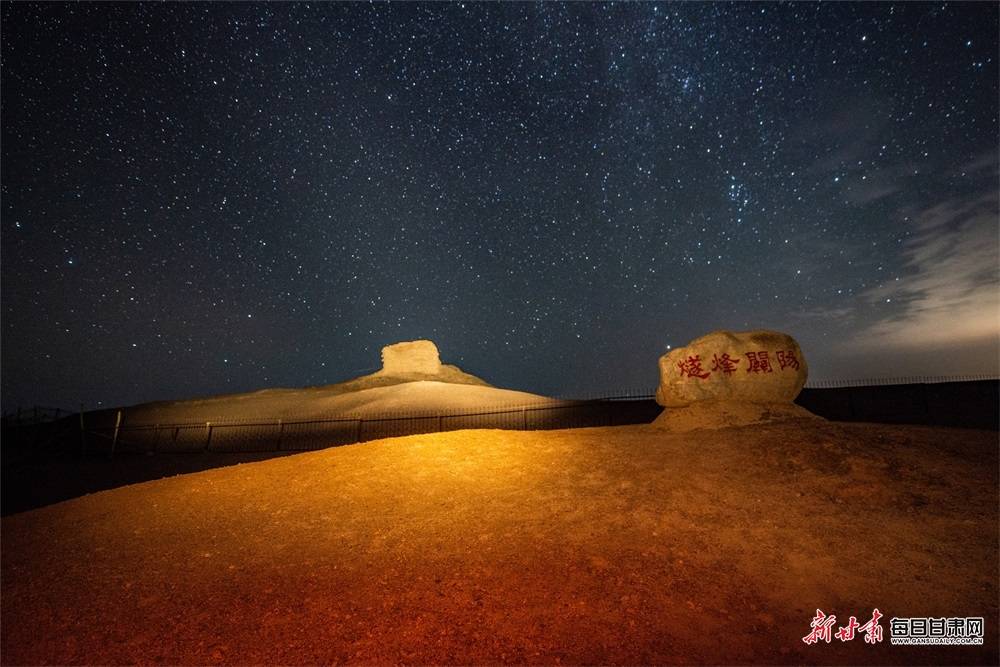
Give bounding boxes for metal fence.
[5,375,998,457]
[82,399,663,456]
[802,374,998,388]
[555,375,1000,399]
[0,406,72,427]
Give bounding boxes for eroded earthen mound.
[372,339,490,386]
[379,340,443,375]
[651,399,822,432]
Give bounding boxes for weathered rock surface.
[380,340,443,376]
[655,330,808,408]
[371,339,491,387]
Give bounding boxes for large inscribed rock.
[656,330,808,408]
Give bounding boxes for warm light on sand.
[2,422,997,664]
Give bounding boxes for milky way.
[2,2,997,410]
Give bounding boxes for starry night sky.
[2,2,998,411]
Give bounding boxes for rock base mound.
[651,400,822,433]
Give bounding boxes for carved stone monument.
[656,329,808,407]
[653,329,817,431]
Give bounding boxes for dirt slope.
[2,421,997,665]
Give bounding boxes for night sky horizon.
[2,2,998,412]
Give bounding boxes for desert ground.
[2,418,997,665]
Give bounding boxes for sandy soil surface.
[2,420,997,665]
[95,380,563,427]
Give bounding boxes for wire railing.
[81,399,663,455]
[0,406,73,426]
[2,375,996,456]
[803,374,999,388]
[554,374,1000,398]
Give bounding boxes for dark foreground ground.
[1,449,300,516]
[2,420,998,665]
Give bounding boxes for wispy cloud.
[953,151,1000,178]
[854,189,999,348]
[842,166,906,205]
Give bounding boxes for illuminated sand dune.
[3,421,997,665]
[110,380,566,424]
[92,340,567,426]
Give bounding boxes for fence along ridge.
[1,406,73,423]
[85,372,1000,437]
[7,374,997,431]
[16,375,997,456]
[1,405,70,416]
[80,396,660,455]
[803,373,999,389]
[110,396,604,430]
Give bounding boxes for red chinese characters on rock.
[677,355,710,379]
[710,353,740,375]
[745,351,774,373]
[777,350,800,370]
[676,349,801,380]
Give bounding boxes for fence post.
[110,409,123,458]
[355,418,363,443]
[152,424,159,453]
[31,414,41,447]
[437,414,443,432]
[78,404,86,453]
[521,407,528,430]
[277,419,284,451]
[205,422,213,451]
